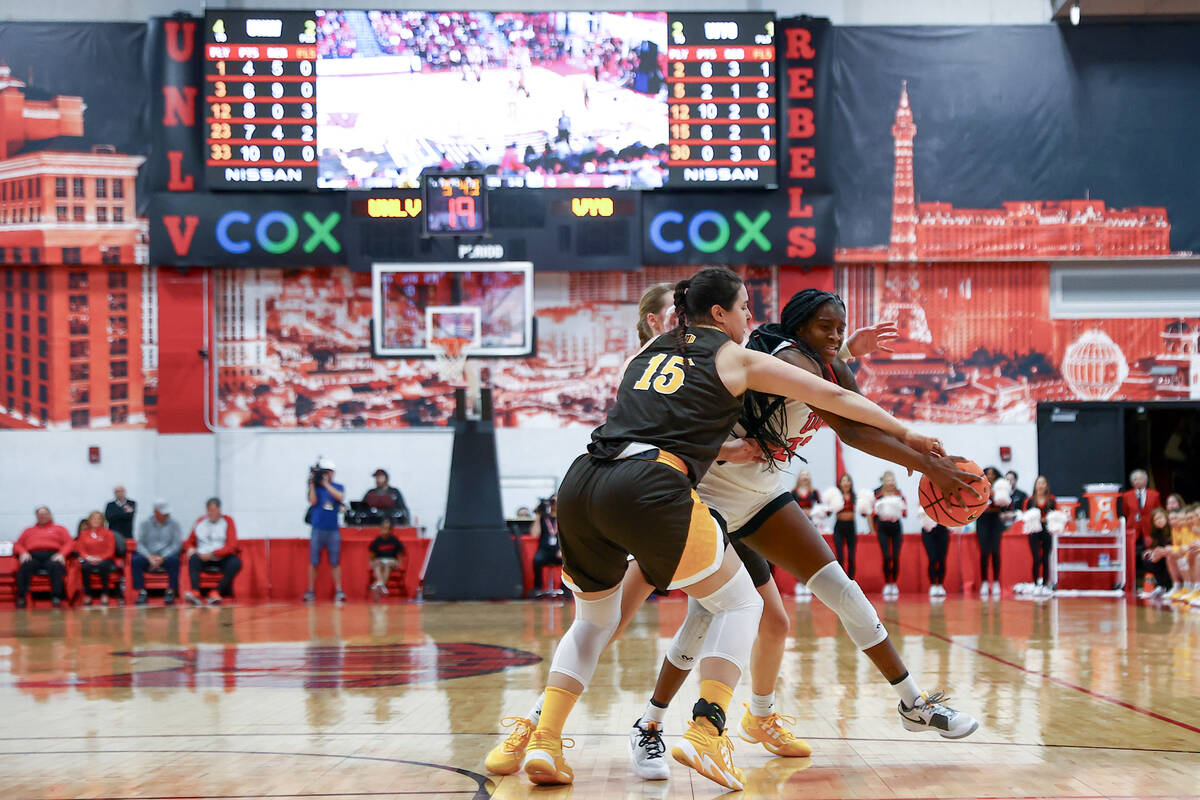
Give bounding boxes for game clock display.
[204,10,319,189]
[665,13,777,188]
[424,174,487,235]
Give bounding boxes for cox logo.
[216,210,342,255]
[649,210,772,255]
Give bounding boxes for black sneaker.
[163,589,176,606]
[14,596,26,609]
[51,597,62,608]
[136,590,149,605]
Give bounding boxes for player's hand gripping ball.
[919,459,991,526]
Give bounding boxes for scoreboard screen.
[204,10,319,189]
[665,13,777,188]
[423,174,487,236]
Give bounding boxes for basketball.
[918,459,992,526]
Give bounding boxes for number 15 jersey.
[588,326,742,486]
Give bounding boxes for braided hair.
[672,266,744,368]
[739,289,846,466]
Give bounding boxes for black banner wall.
[831,24,1200,259]
[145,16,203,194]
[642,191,787,266]
[780,16,835,264]
[149,192,347,266]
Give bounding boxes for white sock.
[891,673,922,708]
[749,692,774,717]
[528,695,544,724]
[642,699,667,726]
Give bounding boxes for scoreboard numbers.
[203,10,318,189]
[665,13,777,188]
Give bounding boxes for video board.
[204,9,776,191]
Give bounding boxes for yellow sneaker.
[1181,589,1200,604]
[737,704,813,757]
[484,716,534,775]
[522,730,574,785]
[670,718,744,791]
[1169,587,1189,601]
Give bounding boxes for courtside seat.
[366,554,409,600]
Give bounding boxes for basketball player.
[488,268,943,790]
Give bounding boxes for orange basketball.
[919,459,992,526]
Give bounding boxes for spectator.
[515,506,533,520]
[1121,469,1161,547]
[870,471,907,599]
[182,498,242,606]
[530,495,562,597]
[1140,507,1173,597]
[104,485,137,546]
[556,110,570,143]
[77,510,118,607]
[132,499,182,605]
[369,517,406,600]
[976,466,1007,600]
[1022,475,1058,592]
[14,506,72,608]
[305,459,346,603]
[362,468,410,524]
[1166,493,1185,513]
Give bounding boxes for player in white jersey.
[485,287,982,784]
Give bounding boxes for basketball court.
[2,596,1197,799]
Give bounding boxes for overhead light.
[1069,0,1081,26]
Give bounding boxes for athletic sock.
[527,693,544,725]
[698,679,734,728]
[642,697,667,726]
[749,692,775,717]
[890,671,922,708]
[535,686,578,738]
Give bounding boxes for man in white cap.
[132,499,183,605]
[305,458,346,603]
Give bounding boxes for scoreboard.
[665,13,777,188]
[204,10,319,189]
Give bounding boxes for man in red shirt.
[1121,469,1162,546]
[14,506,73,608]
[182,497,242,606]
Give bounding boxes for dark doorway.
[1124,403,1200,503]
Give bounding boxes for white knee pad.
[695,567,763,675]
[548,590,622,688]
[666,596,714,670]
[807,561,888,650]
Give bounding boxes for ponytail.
[672,278,691,363]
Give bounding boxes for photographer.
[530,495,562,598]
[305,458,346,603]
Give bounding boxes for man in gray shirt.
[132,499,183,605]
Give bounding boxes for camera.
[535,496,555,517]
[309,459,329,486]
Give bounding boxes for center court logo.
[648,209,773,254]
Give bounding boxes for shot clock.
[423,174,487,236]
[204,10,319,189]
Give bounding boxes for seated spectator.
[369,517,406,600]
[14,506,72,608]
[132,499,183,606]
[77,511,118,607]
[531,495,562,598]
[362,469,410,524]
[1141,507,1173,597]
[182,498,242,607]
[104,485,137,555]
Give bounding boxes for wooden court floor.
[1,596,1198,800]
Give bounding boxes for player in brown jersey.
[487,267,944,791]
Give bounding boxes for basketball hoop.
[431,336,472,384]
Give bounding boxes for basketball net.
[431,336,472,385]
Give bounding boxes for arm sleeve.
[214,517,239,558]
[182,526,197,552]
[168,521,184,556]
[14,530,28,556]
[369,538,381,558]
[58,528,75,556]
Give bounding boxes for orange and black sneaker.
[484,716,534,775]
[522,729,575,785]
[737,704,813,757]
[671,717,743,791]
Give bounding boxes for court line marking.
[0,732,1195,756]
[886,615,1200,738]
[0,750,490,800]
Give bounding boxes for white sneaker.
[937,585,947,597]
[979,583,989,599]
[629,718,671,780]
[794,584,812,602]
[991,581,1002,599]
[929,585,939,598]
[898,690,979,739]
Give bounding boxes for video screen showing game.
[316,10,668,189]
